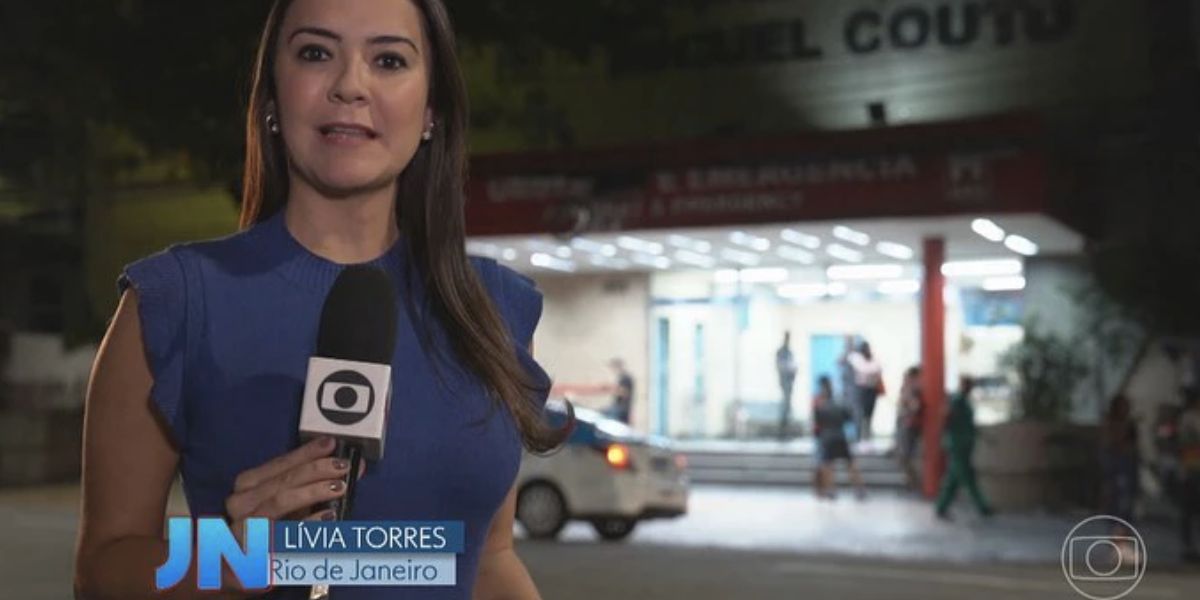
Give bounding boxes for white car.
[515,404,689,541]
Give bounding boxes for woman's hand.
[218,436,360,595]
[225,436,356,524]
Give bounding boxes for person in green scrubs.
[936,375,995,519]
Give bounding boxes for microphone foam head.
[317,265,398,363]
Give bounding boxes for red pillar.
[921,238,947,499]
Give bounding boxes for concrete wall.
[528,272,652,429]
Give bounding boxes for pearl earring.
[266,113,281,135]
[422,122,434,141]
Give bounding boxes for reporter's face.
[274,0,431,196]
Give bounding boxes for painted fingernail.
[333,459,348,470]
[329,481,344,492]
[322,511,336,521]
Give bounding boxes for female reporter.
[73,1,566,598]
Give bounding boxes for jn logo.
[156,517,271,590]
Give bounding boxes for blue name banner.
[272,521,464,554]
[271,553,456,586]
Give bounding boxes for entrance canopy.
[465,115,1062,243]
[465,115,1081,284]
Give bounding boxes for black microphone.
[299,265,398,520]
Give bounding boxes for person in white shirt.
[847,341,883,442]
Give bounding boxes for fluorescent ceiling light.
[875,241,914,260]
[941,259,1023,277]
[729,231,771,252]
[832,225,870,246]
[1004,234,1039,256]
[525,239,559,253]
[589,255,630,270]
[971,218,1006,243]
[531,253,575,272]
[878,279,921,295]
[825,244,864,263]
[668,234,712,253]
[777,245,815,264]
[617,235,664,255]
[781,229,821,249]
[673,250,716,268]
[828,263,905,280]
[720,247,760,267]
[630,253,671,270]
[827,282,848,296]
[982,276,1027,291]
[571,237,618,256]
[555,246,572,258]
[469,242,521,262]
[467,241,499,257]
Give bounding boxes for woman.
[73,1,567,598]
[811,376,866,500]
[847,341,883,443]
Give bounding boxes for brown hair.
[240,0,568,452]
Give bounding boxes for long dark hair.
[240,0,567,452]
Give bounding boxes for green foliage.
[1000,319,1089,422]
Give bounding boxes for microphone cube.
[299,356,392,460]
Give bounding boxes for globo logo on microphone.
[319,370,376,425]
[300,356,392,460]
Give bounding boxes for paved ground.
[559,483,1189,565]
[522,542,1197,600]
[2,482,1195,598]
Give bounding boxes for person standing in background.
[847,341,883,443]
[895,366,923,491]
[1179,389,1200,562]
[776,331,798,440]
[812,376,866,500]
[608,358,634,425]
[935,375,994,520]
[1099,394,1140,561]
[837,335,858,409]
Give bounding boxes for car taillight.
[606,444,631,469]
[674,453,688,471]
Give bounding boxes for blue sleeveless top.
[117,211,550,599]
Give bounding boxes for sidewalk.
[626,484,1190,567]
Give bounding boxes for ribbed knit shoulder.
[470,256,552,409]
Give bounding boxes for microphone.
[299,265,398,521]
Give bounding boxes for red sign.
[466,116,1049,236]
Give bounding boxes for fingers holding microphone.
[223,437,364,543]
